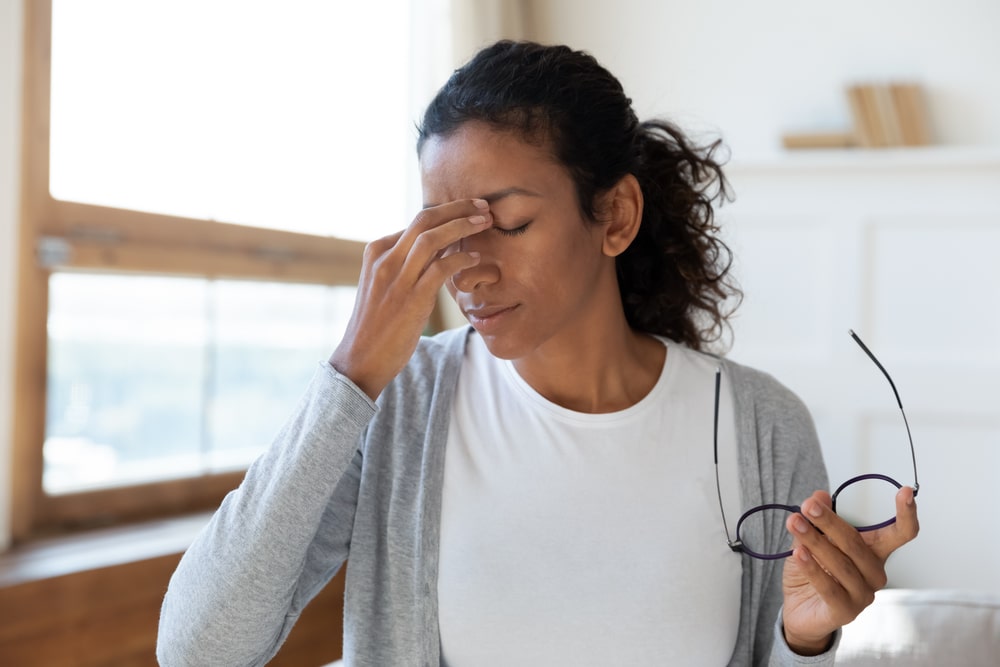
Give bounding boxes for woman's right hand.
[328,198,492,400]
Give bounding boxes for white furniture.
[837,588,1000,666]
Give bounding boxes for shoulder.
[662,340,805,409]
[720,355,811,422]
[715,354,821,467]
[717,356,828,501]
[720,356,824,480]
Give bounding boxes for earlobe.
[601,173,643,257]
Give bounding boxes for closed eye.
[494,221,531,237]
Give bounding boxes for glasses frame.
[713,329,920,560]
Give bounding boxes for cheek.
[542,229,596,275]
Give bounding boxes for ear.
[600,173,643,258]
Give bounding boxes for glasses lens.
[833,475,902,531]
[736,506,796,559]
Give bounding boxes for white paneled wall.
[723,148,1000,593]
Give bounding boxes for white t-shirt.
[438,333,743,666]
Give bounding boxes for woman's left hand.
[780,486,919,655]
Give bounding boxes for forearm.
[157,363,375,666]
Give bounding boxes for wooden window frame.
[11,0,369,541]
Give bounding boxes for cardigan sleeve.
[723,359,837,666]
[156,362,375,667]
[755,375,838,666]
[768,619,841,666]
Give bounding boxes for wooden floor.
[0,549,345,666]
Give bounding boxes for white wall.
[530,0,1000,593]
[0,0,24,551]
[719,155,1000,594]
[530,0,1000,157]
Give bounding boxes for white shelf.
[727,145,1000,172]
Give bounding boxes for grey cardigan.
[157,327,837,666]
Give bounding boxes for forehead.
[419,122,564,204]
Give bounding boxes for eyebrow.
[423,186,542,209]
[481,186,542,203]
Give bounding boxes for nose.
[451,236,499,293]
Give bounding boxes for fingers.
[785,486,920,600]
[782,487,920,649]
[331,199,493,400]
[406,211,490,281]
[806,493,887,586]
[864,486,919,561]
[392,199,493,284]
[895,485,920,541]
[359,199,492,305]
[789,541,840,597]
[786,492,885,609]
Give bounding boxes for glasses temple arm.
[849,329,919,494]
[899,405,920,494]
[713,367,740,547]
[849,329,903,410]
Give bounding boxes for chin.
[474,331,528,361]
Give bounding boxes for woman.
[157,41,918,666]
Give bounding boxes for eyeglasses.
[713,330,920,560]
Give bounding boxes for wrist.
[328,349,389,401]
[783,627,834,656]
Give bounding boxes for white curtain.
[408,0,531,112]
[449,0,530,65]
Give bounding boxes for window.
[44,273,356,495]
[12,0,450,538]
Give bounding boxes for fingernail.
[469,215,487,224]
[797,547,811,563]
[793,516,809,534]
[473,199,489,209]
[468,251,481,260]
[806,502,822,518]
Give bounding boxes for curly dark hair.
[417,40,741,350]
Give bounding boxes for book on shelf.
[844,82,932,148]
[780,131,855,149]
[873,84,904,146]
[891,83,932,146]
[845,85,874,147]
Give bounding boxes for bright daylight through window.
[50,0,414,239]
[42,1,416,495]
[45,274,356,493]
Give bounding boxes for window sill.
[0,512,211,588]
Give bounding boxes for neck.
[511,319,665,414]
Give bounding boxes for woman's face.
[420,121,620,361]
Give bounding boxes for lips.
[463,304,518,334]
